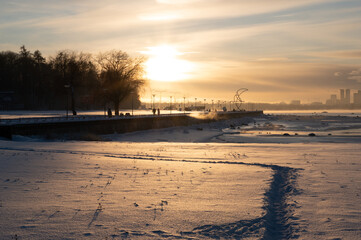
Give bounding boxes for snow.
[218,114,361,144]
[0,141,271,239]
[0,112,361,239]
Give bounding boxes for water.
[265,109,361,117]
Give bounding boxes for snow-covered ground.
[1,113,361,239]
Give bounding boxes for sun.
[142,46,193,82]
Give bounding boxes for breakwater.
[0,111,263,139]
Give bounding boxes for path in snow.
[0,144,301,239]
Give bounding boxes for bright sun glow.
[142,46,193,82]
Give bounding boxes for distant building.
[326,94,338,105]
[340,89,345,103]
[338,89,351,105]
[345,89,351,104]
[354,90,361,105]
[290,100,301,105]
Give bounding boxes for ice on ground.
[98,114,361,144]
[217,114,361,144]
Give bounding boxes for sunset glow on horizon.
[1,0,361,103]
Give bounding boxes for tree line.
[0,46,145,115]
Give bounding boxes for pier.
[0,111,263,139]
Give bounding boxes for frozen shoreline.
[1,114,361,239]
[100,113,361,144]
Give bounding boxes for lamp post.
[170,96,172,114]
[159,94,162,111]
[183,97,186,114]
[131,92,134,116]
[204,99,206,112]
[64,84,70,119]
[102,88,108,117]
[195,98,197,110]
[152,94,155,110]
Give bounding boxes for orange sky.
[1,0,361,103]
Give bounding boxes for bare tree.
[50,51,98,114]
[97,50,145,115]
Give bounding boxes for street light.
[152,94,155,109]
[102,88,108,117]
[159,94,162,111]
[131,92,134,116]
[64,84,70,119]
[170,96,172,114]
[183,97,186,114]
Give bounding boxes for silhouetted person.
[73,110,77,115]
[107,108,112,118]
[152,108,156,115]
[157,108,160,115]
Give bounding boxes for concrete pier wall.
[0,111,263,139]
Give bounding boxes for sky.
[1,0,361,103]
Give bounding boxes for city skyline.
[141,88,361,106]
[1,0,361,103]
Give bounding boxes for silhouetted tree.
[31,50,48,108]
[0,46,145,111]
[16,45,38,109]
[74,53,100,109]
[0,51,19,91]
[97,50,145,115]
[49,51,99,114]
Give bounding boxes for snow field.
[1,112,361,239]
[0,142,271,239]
